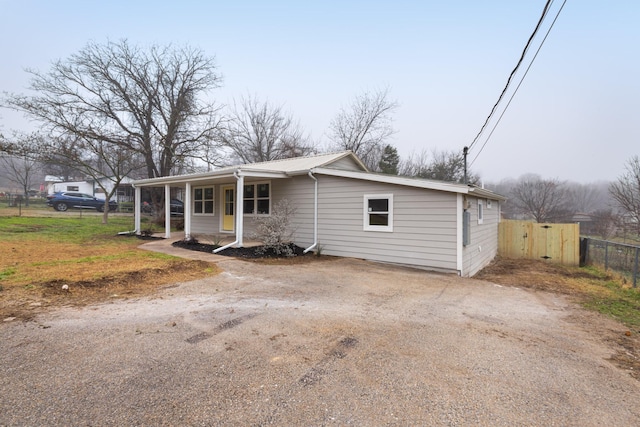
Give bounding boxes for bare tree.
[399,148,479,184]
[510,175,572,223]
[328,88,398,170]
[43,135,143,223]
[4,40,223,179]
[590,209,618,239]
[0,135,41,206]
[217,95,313,164]
[565,182,611,214]
[610,156,640,235]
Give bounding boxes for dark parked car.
[46,192,118,212]
[141,198,183,216]
[170,199,184,216]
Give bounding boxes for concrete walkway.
[138,233,258,263]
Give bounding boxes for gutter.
[303,171,318,254]
[213,171,243,253]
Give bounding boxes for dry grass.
[0,216,219,321]
[475,257,610,297]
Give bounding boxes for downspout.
[303,171,318,253]
[213,171,243,253]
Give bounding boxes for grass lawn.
[0,215,218,320]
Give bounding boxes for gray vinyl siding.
[185,173,499,276]
[463,197,500,276]
[315,175,459,272]
[327,156,364,171]
[189,177,315,245]
[266,175,315,247]
[189,184,223,236]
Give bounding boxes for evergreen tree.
[378,145,399,175]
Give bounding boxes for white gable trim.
[313,167,469,195]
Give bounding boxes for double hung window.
[194,187,214,215]
[363,194,393,232]
[243,182,270,215]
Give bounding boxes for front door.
[222,186,235,231]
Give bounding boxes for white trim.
[317,167,469,194]
[164,185,171,239]
[184,182,192,239]
[478,200,484,225]
[220,185,235,233]
[193,185,215,216]
[304,172,318,253]
[363,194,394,232]
[242,181,271,217]
[456,194,463,275]
[134,185,141,234]
[235,174,244,247]
[130,151,364,187]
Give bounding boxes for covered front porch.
[131,168,302,253]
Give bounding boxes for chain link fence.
[581,238,640,287]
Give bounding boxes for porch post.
[134,185,141,235]
[184,182,191,240]
[236,173,244,247]
[164,184,171,239]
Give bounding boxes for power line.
[469,0,567,167]
[467,0,553,152]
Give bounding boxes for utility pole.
[463,146,468,185]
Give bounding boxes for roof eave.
[131,168,289,187]
[311,167,469,194]
[468,186,508,201]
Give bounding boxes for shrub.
[253,199,297,257]
[140,227,155,237]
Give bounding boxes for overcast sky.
[1,0,638,184]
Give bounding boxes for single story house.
[131,151,506,277]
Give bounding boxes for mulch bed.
[171,239,308,259]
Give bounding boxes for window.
[478,200,484,224]
[67,185,79,191]
[364,194,393,232]
[193,186,214,215]
[243,182,270,215]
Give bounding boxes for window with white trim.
[243,182,270,215]
[478,200,484,224]
[364,194,393,232]
[193,186,214,215]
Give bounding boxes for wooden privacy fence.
[498,220,580,266]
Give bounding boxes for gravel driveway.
[2,257,639,426]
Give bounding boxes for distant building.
[45,176,135,203]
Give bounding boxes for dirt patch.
[475,257,610,296]
[477,257,640,380]
[1,259,217,322]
